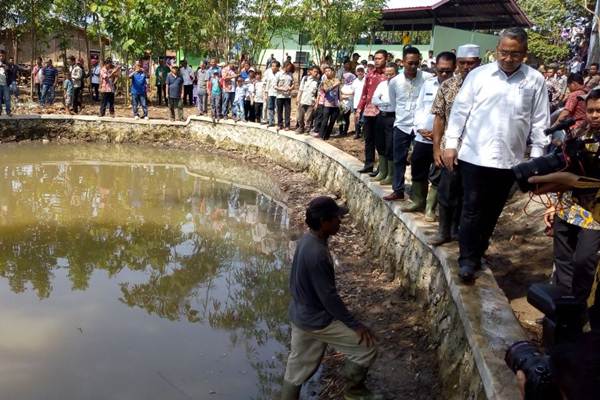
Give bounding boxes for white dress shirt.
[351,77,365,110]
[388,70,432,133]
[445,62,550,169]
[413,77,440,143]
[371,80,394,112]
[180,66,194,85]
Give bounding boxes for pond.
[0,143,292,400]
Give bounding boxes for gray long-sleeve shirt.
[288,232,359,331]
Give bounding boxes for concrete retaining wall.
[0,115,528,399]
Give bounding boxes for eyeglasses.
[497,49,525,59]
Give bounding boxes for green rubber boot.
[401,180,427,212]
[379,160,394,186]
[372,156,388,181]
[342,360,383,400]
[425,185,438,222]
[280,380,301,400]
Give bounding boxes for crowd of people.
[282,27,600,400]
[3,26,600,399]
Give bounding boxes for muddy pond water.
[0,143,292,400]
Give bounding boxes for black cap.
[306,196,349,219]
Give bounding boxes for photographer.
[531,89,600,308]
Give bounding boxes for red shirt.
[357,68,386,111]
[564,88,588,129]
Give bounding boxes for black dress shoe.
[357,165,374,173]
[458,264,477,283]
[368,169,379,177]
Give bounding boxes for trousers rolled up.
[458,160,514,269]
[392,127,414,195]
[553,216,600,304]
[283,321,377,386]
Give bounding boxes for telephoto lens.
[505,341,562,400]
[512,152,566,192]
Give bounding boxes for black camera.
[505,283,587,399]
[512,118,580,192]
[504,340,560,400]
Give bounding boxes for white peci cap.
[456,44,480,58]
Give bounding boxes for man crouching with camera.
[506,89,600,400]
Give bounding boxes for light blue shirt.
[388,70,432,133]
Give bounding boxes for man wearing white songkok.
[428,44,481,247]
[442,28,550,283]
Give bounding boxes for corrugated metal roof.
[382,0,531,30]
[385,0,449,12]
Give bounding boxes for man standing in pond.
[442,28,549,283]
[281,196,379,400]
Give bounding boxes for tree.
[517,0,590,63]
[295,0,385,64]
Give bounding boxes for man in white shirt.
[296,66,320,133]
[370,63,398,185]
[442,28,550,282]
[180,59,194,106]
[384,47,433,201]
[401,52,457,218]
[264,61,281,127]
[351,65,366,138]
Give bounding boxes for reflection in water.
[0,148,291,400]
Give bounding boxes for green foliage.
[296,0,385,63]
[517,0,589,63]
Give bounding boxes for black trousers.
[277,98,291,128]
[339,110,351,135]
[254,102,263,122]
[73,87,82,113]
[183,84,194,105]
[363,116,377,167]
[553,217,600,303]
[156,84,166,105]
[319,106,339,139]
[438,167,463,208]
[458,160,515,268]
[92,83,99,101]
[374,113,394,157]
[100,92,115,116]
[312,104,324,132]
[411,142,433,182]
[244,100,255,121]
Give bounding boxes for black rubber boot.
[428,204,452,246]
